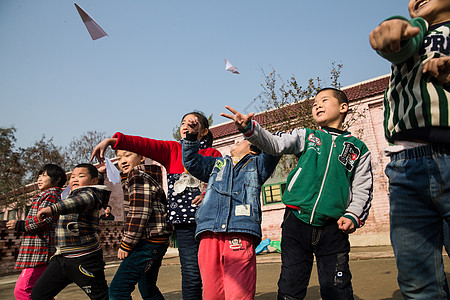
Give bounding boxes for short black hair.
[73,163,100,183]
[317,87,348,105]
[38,164,66,188]
[105,205,112,210]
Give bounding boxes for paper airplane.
[225,58,239,74]
[105,158,121,185]
[61,185,71,200]
[74,3,108,40]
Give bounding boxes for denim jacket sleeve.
[256,151,281,185]
[182,137,217,183]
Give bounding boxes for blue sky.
[0,1,409,149]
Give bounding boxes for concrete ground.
[1,246,449,299]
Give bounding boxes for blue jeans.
[277,209,353,300]
[174,224,202,300]
[386,144,450,300]
[109,240,168,300]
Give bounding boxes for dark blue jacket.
[182,137,280,243]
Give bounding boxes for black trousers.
[31,249,108,300]
[277,208,353,300]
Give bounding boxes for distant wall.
[0,221,125,277]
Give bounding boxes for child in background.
[182,116,279,300]
[6,164,66,300]
[91,111,221,300]
[369,1,450,298]
[108,150,172,299]
[222,88,373,300]
[32,163,110,300]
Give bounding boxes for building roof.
[210,75,389,139]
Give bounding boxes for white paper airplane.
[105,158,121,185]
[74,3,108,40]
[225,58,239,74]
[61,185,71,200]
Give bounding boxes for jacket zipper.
[309,136,336,224]
[287,167,302,192]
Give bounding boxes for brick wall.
[0,221,125,277]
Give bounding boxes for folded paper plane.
[61,185,71,200]
[74,3,108,40]
[105,158,121,185]
[225,58,239,74]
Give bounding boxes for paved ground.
[1,246,449,299]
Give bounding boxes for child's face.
[230,140,252,158]
[179,114,209,141]
[37,171,55,191]
[312,90,348,129]
[69,167,98,191]
[116,150,144,174]
[408,0,450,25]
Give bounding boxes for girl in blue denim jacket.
[182,117,280,300]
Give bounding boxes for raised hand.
[90,138,117,163]
[186,116,200,134]
[220,106,255,131]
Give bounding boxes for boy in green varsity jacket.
[32,164,110,300]
[222,88,373,300]
[369,1,450,299]
[109,150,171,299]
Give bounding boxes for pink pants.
[14,264,48,300]
[198,232,256,300]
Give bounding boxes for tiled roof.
[210,75,389,139]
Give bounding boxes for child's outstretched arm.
[369,18,420,53]
[37,191,97,220]
[222,106,304,156]
[370,17,426,64]
[423,56,450,85]
[90,138,118,163]
[14,191,60,234]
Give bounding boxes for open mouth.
[415,0,430,10]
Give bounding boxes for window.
[262,182,286,205]
[0,212,4,221]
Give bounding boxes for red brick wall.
[0,221,125,277]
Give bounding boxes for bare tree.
[255,63,367,174]
[64,131,112,168]
[19,135,66,185]
[0,127,28,209]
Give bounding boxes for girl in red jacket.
[91,111,221,299]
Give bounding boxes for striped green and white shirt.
[378,16,450,143]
